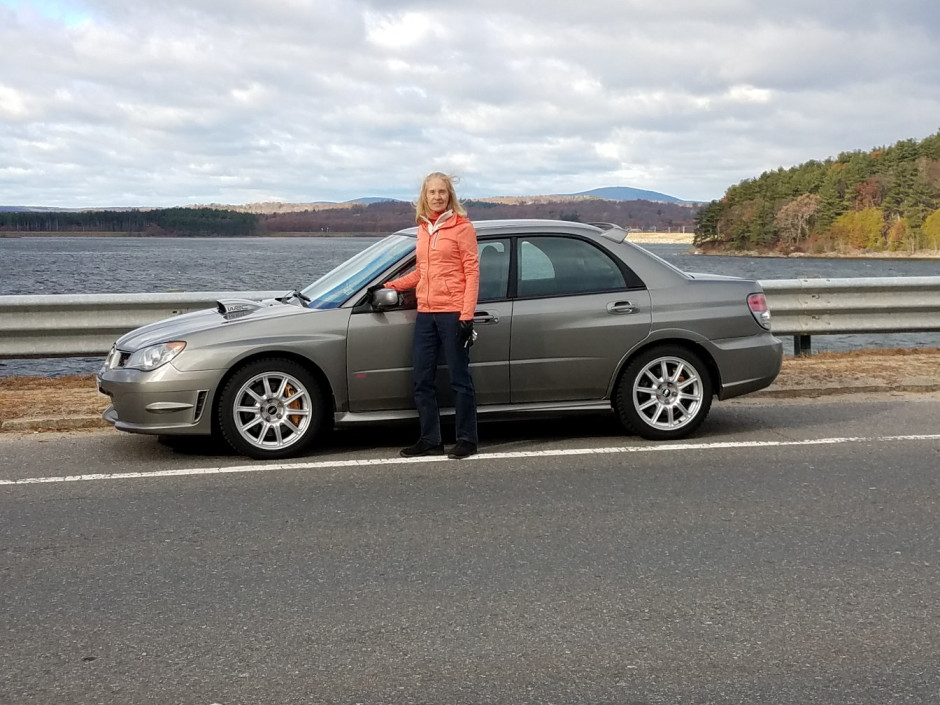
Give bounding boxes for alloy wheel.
[230,370,313,451]
[632,356,704,432]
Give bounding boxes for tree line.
[0,207,259,237]
[260,198,698,234]
[0,198,699,237]
[694,130,940,253]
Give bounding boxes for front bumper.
[97,364,223,436]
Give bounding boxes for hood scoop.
[216,298,267,319]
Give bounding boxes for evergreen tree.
[693,201,722,244]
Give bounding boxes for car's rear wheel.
[218,358,324,460]
[616,345,713,440]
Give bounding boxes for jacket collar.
[420,209,457,249]
[420,209,455,233]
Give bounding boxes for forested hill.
[261,197,697,234]
[0,207,259,237]
[0,198,699,236]
[694,131,940,253]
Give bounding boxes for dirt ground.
[1,348,939,432]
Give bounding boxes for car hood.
[115,298,309,350]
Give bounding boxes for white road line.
[2,434,939,486]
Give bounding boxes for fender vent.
[193,390,208,423]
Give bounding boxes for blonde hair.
[415,172,467,224]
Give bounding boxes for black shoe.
[400,440,445,457]
[447,441,478,459]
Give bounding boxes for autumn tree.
[922,208,940,250]
[853,176,885,209]
[886,216,908,251]
[773,193,820,246]
[828,208,885,251]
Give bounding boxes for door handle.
[473,311,500,324]
[607,301,639,314]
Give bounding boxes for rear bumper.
[710,333,783,400]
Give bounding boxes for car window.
[300,234,415,309]
[517,236,627,297]
[477,239,511,301]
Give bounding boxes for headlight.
[125,341,186,371]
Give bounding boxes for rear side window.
[517,236,630,298]
[477,239,511,301]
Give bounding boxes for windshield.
[300,234,415,309]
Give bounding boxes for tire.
[615,345,713,441]
[218,358,325,460]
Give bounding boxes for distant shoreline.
[0,231,383,239]
[3,230,938,258]
[1,230,696,242]
[626,232,695,245]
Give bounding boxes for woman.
[383,172,480,459]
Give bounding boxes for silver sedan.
[97,220,783,459]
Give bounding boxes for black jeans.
[412,312,478,445]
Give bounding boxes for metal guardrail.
[1,278,939,359]
[0,291,283,358]
[761,277,940,354]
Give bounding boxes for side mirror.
[371,288,401,310]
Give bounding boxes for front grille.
[106,347,131,369]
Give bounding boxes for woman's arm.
[457,222,480,320]
[384,268,419,292]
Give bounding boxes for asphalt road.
[2,393,939,705]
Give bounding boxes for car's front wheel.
[218,358,325,460]
[616,345,713,440]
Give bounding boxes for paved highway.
[2,392,939,704]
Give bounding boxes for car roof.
[394,218,620,240]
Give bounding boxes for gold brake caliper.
[285,383,303,427]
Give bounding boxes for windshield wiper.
[277,289,312,306]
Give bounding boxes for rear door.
[509,235,652,403]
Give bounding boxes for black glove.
[457,319,475,348]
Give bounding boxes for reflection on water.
[1,237,938,377]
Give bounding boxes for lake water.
[1,236,938,377]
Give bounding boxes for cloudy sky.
[2,0,939,208]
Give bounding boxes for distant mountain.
[0,205,67,212]
[565,186,693,204]
[0,205,153,212]
[344,197,406,205]
[2,187,688,214]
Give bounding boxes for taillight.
[747,292,771,330]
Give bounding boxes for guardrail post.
[794,334,812,356]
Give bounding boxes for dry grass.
[1,349,938,430]
[0,375,109,426]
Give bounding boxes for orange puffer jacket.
[385,211,480,320]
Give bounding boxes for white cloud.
[365,10,439,49]
[0,84,31,118]
[726,85,772,104]
[0,0,938,207]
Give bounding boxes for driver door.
[345,238,512,412]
